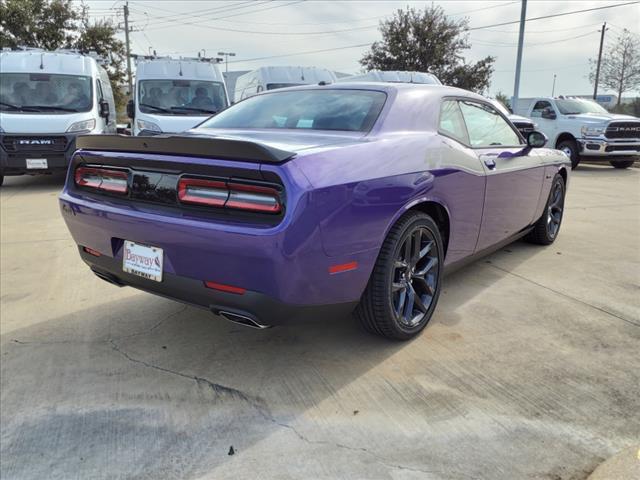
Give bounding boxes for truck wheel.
[557,139,580,169]
[609,159,635,169]
[356,211,443,340]
[525,174,565,245]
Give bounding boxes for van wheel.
[0,175,4,187]
[356,211,443,340]
[609,159,635,169]
[557,139,580,169]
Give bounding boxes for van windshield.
[0,73,92,113]
[138,80,227,115]
[198,89,386,132]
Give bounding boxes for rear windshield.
[198,89,387,132]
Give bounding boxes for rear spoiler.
[75,134,296,164]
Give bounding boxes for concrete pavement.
[1,166,639,479]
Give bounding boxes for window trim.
[438,96,525,149]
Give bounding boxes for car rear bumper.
[577,138,640,157]
[0,133,79,175]
[80,247,358,326]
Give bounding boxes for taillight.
[75,166,128,194]
[226,182,281,213]
[178,177,282,213]
[178,178,227,207]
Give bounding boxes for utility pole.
[593,22,607,100]
[123,1,133,96]
[217,51,236,73]
[552,74,557,96]
[511,0,527,114]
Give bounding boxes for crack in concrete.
[487,263,640,328]
[108,334,462,477]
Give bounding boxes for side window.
[96,80,104,101]
[439,100,469,145]
[531,100,552,118]
[459,101,521,147]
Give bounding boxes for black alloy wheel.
[525,173,566,245]
[356,211,443,340]
[392,227,439,328]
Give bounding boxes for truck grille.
[1,135,68,152]
[605,122,640,139]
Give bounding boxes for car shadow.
[0,238,543,479]
[0,172,67,193]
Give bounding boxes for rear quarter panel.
[293,132,487,266]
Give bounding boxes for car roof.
[258,81,487,101]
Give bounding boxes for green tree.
[494,91,512,112]
[0,0,79,50]
[360,5,495,93]
[0,0,127,109]
[590,29,640,106]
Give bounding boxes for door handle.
[479,153,498,169]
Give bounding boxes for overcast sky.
[86,0,640,98]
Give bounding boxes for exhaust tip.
[91,268,125,287]
[218,310,271,330]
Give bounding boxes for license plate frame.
[122,240,164,282]
[26,158,48,169]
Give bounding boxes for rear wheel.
[557,139,580,169]
[525,174,566,245]
[356,211,443,340]
[0,175,3,187]
[609,159,635,169]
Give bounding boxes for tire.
[525,174,566,245]
[557,139,580,169]
[609,159,635,169]
[356,211,444,340]
[0,175,3,187]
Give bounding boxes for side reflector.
[329,261,358,274]
[83,246,102,257]
[75,166,128,194]
[204,281,246,295]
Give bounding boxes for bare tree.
[590,29,640,106]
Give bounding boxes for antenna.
[40,52,44,70]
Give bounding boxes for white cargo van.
[337,70,441,85]
[129,57,229,136]
[233,66,337,102]
[0,48,116,185]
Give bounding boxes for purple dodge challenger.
[59,83,570,340]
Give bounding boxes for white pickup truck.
[514,97,640,169]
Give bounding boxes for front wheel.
[525,174,566,245]
[557,139,580,169]
[356,211,444,340]
[0,175,3,187]
[609,159,635,169]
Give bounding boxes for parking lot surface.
[1,165,639,480]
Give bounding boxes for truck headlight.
[67,119,96,133]
[136,119,162,132]
[581,125,605,137]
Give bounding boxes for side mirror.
[527,130,547,148]
[541,108,557,120]
[98,100,110,119]
[126,99,135,119]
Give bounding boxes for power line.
[471,31,598,47]
[467,1,639,31]
[225,1,638,65]
[128,0,267,27]
[143,1,305,31]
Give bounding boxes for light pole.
[217,51,236,73]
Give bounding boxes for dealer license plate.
[122,240,164,282]
[26,158,48,169]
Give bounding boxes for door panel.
[455,99,544,252]
[475,149,544,251]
